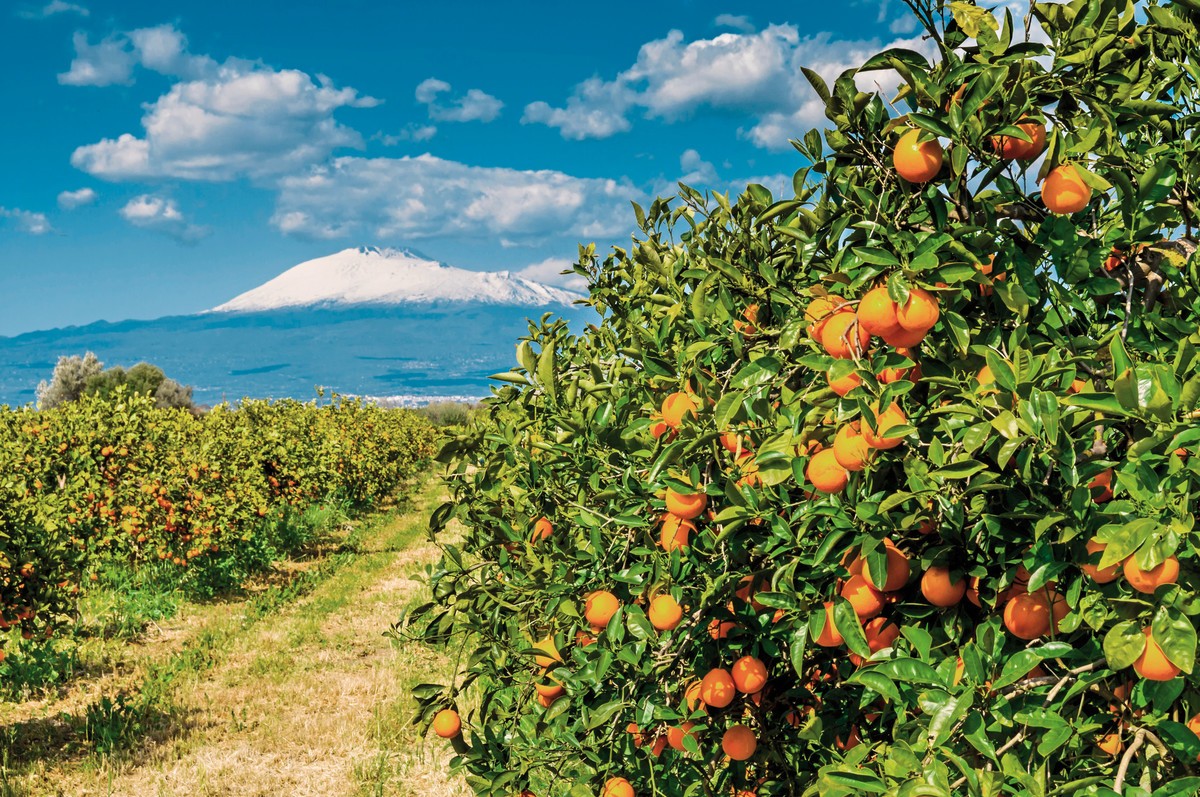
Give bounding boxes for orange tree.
[411,0,1200,794]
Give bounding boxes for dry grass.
[0,474,472,797]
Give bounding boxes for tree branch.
[1114,728,1146,794]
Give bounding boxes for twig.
[1114,728,1146,793]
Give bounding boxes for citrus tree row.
[0,388,436,660]
[412,0,1200,795]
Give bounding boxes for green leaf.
[933,459,986,480]
[1102,620,1146,670]
[1153,606,1197,673]
[950,1,999,38]
[834,597,871,658]
[853,246,901,266]
[731,357,781,389]
[991,650,1044,690]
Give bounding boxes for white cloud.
[889,15,919,34]
[514,257,589,292]
[714,14,754,33]
[415,78,503,123]
[522,25,937,150]
[118,194,208,242]
[0,207,52,235]
[57,187,97,209]
[679,149,718,185]
[18,1,89,18]
[373,124,438,145]
[59,24,215,86]
[59,32,135,86]
[271,154,640,243]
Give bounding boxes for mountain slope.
[211,246,583,312]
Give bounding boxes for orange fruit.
[861,403,907,450]
[1082,539,1122,583]
[649,736,667,757]
[835,724,861,751]
[1187,714,1200,760]
[815,601,844,647]
[879,323,928,347]
[735,574,768,610]
[662,391,698,427]
[1089,469,1114,503]
[734,453,761,488]
[731,656,769,694]
[863,616,900,653]
[965,575,982,607]
[893,128,944,183]
[602,777,635,797]
[626,722,644,747]
[719,431,751,454]
[806,449,850,494]
[1042,163,1093,214]
[576,630,596,647]
[841,574,885,619]
[862,539,910,592]
[709,618,737,640]
[667,721,697,751]
[896,288,939,332]
[650,419,676,441]
[734,304,759,336]
[532,635,563,667]
[1003,592,1051,640]
[648,595,683,630]
[991,120,1046,161]
[832,422,872,472]
[534,675,565,700]
[827,368,863,397]
[1096,732,1123,756]
[684,679,706,713]
[532,516,553,541]
[821,311,870,359]
[806,295,848,340]
[585,591,621,629]
[660,513,695,552]
[1134,627,1181,681]
[1068,378,1087,394]
[1123,555,1179,594]
[856,286,900,337]
[432,709,461,738]
[921,566,967,607]
[665,487,707,519]
[722,724,757,761]
[699,668,737,708]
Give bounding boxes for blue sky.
[0,0,925,336]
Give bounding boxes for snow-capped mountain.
[210,246,583,312]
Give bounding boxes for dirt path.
[6,474,471,797]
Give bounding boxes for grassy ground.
[0,472,471,797]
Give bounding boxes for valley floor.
[0,472,470,797]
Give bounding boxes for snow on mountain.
[210,246,584,312]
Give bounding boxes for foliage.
[412,1,1200,795]
[415,401,482,428]
[35,351,102,410]
[0,388,437,664]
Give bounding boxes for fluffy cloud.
[514,257,589,293]
[65,24,377,181]
[17,1,89,18]
[271,154,640,243]
[0,207,52,235]
[373,124,438,145]
[57,187,97,209]
[118,194,207,242]
[415,78,503,123]
[522,25,937,150]
[714,14,755,33]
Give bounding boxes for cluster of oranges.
[892,117,1093,215]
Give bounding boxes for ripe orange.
[965,575,982,607]
[722,724,758,761]
[1003,592,1050,640]
[991,120,1046,161]
[1082,539,1122,583]
[921,566,967,607]
[1134,627,1181,681]
[601,777,635,797]
[1096,732,1124,756]
[1187,714,1200,760]
[821,311,871,359]
[841,574,885,619]
[648,595,683,630]
[432,709,461,738]
[734,453,761,488]
[684,679,706,713]
[719,431,751,454]
[815,601,844,647]
[532,635,563,667]
[532,516,553,542]
[534,675,565,700]
[863,539,910,592]
[667,721,697,751]
[709,618,737,640]
[806,449,850,494]
[835,724,861,751]
[856,286,900,337]
[585,591,621,629]
[700,668,737,708]
[893,128,944,183]
[1089,469,1114,503]
[626,722,644,747]
[896,288,939,332]
[660,513,695,552]
[827,368,863,397]
[863,616,900,653]
[1042,163,1093,214]
[832,422,872,472]
[731,656,769,694]
[976,254,1006,296]
[662,392,698,427]
[665,486,707,519]
[806,295,848,340]
[1124,555,1179,594]
[650,418,676,441]
[862,403,907,450]
[734,304,759,336]
[735,574,768,610]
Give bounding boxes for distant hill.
[0,248,594,407]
